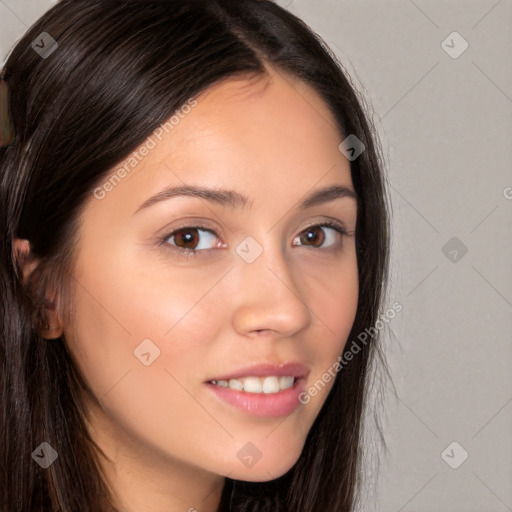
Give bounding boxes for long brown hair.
[0,1,391,510]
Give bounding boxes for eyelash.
[158,220,348,259]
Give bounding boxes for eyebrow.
[133,183,358,215]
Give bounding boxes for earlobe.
[36,298,64,340]
[12,238,64,340]
[37,320,64,340]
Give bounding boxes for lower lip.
[205,378,306,418]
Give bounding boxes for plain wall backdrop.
[1,1,511,511]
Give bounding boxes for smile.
[209,375,295,394]
[205,377,306,417]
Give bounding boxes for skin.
[16,65,359,512]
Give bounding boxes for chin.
[231,450,302,483]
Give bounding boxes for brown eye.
[292,222,346,250]
[164,226,219,253]
[298,226,325,247]
[173,228,200,250]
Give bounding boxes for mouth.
[204,362,309,417]
[208,375,298,394]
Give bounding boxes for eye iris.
[301,226,324,247]
[174,228,199,249]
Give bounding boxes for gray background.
[1,1,511,511]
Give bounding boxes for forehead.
[140,67,348,176]
[174,67,345,154]
[89,66,354,221]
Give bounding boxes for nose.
[230,239,312,338]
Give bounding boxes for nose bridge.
[231,233,312,336]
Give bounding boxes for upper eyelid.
[163,220,347,237]
[161,221,348,249]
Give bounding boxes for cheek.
[295,254,359,409]
[301,251,359,347]
[66,257,221,395]
[319,266,358,331]
[64,261,229,464]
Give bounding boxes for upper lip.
[207,362,310,382]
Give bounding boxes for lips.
[205,374,308,417]
[206,362,310,382]
[204,362,310,417]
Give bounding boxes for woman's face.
[64,67,358,498]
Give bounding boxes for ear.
[12,238,64,339]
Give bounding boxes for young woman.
[0,0,391,510]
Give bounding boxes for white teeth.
[278,376,294,390]
[210,376,296,394]
[228,378,243,391]
[262,376,280,393]
[243,377,263,393]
